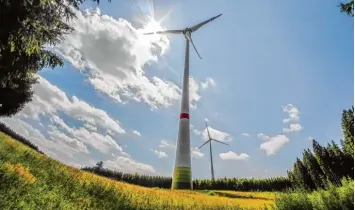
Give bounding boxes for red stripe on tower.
[180,113,190,119]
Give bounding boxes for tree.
[0,0,110,117]
[292,158,316,190]
[95,161,104,171]
[340,0,354,16]
[302,149,326,189]
[341,107,354,157]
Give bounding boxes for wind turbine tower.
[198,122,229,180]
[144,14,222,189]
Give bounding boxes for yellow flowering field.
[0,132,275,209]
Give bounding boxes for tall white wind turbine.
[144,13,222,190]
[198,122,229,180]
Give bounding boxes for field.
[0,132,353,210]
[0,132,276,210]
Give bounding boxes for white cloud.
[1,118,88,159]
[201,77,217,89]
[189,77,201,109]
[219,151,249,160]
[20,76,126,135]
[241,133,250,137]
[283,123,303,133]
[1,71,160,174]
[158,140,176,150]
[190,125,202,136]
[132,130,141,137]
[158,140,203,159]
[204,118,209,122]
[105,156,156,175]
[49,116,123,154]
[191,147,204,159]
[151,149,168,158]
[73,127,123,153]
[282,104,300,123]
[47,126,89,155]
[307,136,314,141]
[52,7,185,110]
[202,126,232,142]
[258,133,290,156]
[83,123,98,132]
[282,104,302,133]
[2,117,154,175]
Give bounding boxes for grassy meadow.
[0,132,353,209]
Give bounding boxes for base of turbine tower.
[171,166,193,190]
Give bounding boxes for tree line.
[82,162,292,191]
[287,107,354,191]
[0,121,43,153]
[81,107,353,191]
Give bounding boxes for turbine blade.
[198,140,211,150]
[211,139,229,146]
[143,29,183,35]
[189,37,202,59]
[190,14,222,32]
[206,122,212,139]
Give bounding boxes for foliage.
[0,132,275,209]
[0,0,110,117]
[82,164,292,192]
[273,178,354,210]
[340,0,354,16]
[341,106,354,157]
[287,107,354,191]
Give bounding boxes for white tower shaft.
[171,38,192,189]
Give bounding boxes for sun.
[141,17,166,34]
[137,16,170,55]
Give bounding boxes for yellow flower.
[3,163,37,184]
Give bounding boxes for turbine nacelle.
[143,13,222,59]
[183,28,192,39]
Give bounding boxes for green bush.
[274,178,354,210]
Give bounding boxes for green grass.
[0,131,353,210]
[0,132,274,209]
[274,178,354,210]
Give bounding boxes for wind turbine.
[143,14,222,189]
[198,122,229,180]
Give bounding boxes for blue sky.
[3,0,353,179]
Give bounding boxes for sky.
[2,0,354,179]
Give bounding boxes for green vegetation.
[0,0,110,117]
[0,132,274,209]
[287,107,354,191]
[274,178,354,210]
[0,131,352,209]
[340,0,354,16]
[82,164,292,191]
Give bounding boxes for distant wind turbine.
[143,14,222,189]
[198,122,229,180]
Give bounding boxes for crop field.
[0,132,277,210]
[1,132,353,210]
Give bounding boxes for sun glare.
[141,17,166,35]
[138,16,170,54]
